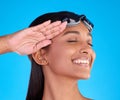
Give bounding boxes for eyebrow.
[63,30,92,38]
[63,31,80,36]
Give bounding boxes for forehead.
[61,22,90,36]
[51,22,92,43]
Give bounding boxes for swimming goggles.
[62,15,94,32]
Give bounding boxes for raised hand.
[0,20,67,55]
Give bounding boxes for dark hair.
[26,11,94,100]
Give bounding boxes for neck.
[42,68,88,100]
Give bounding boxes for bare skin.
[32,22,96,100]
[0,20,67,55]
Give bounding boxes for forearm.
[0,35,11,54]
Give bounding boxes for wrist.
[5,34,14,53]
[0,35,13,54]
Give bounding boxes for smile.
[73,59,89,65]
[72,56,91,68]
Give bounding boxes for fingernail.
[55,21,61,24]
[61,21,67,27]
[47,20,51,23]
[62,21,67,25]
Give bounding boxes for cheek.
[91,50,96,64]
[46,44,76,74]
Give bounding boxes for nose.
[79,43,90,55]
[80,47,89,54]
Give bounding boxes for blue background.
[0,0,120,100]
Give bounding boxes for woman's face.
[43,22,96,79]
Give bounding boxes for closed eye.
[88,42,93,47]
[67,40,78,42]
[67,38,78,42]
[67,37,78,42]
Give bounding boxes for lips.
[72,57,91,68]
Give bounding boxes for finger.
[34,40,52,51]
[31,32,47,42]
[59,21,67,32]
[40,21,65,37]
[31,20,51,31]
[31,21,67,41]
[24,31,46,42]
[42,26,61,36]
[44,21,61,30]
[45,31,60,39]
[44,21,67,39]
[40,21,61,32]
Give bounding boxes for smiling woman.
[27,11,96,100]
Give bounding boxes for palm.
[8,21,67,55]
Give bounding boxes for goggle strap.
[83,20,93,32]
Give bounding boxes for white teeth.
[73,59,89,64]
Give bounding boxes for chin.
[78,74,91,80]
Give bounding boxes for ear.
[32,49,48,66]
